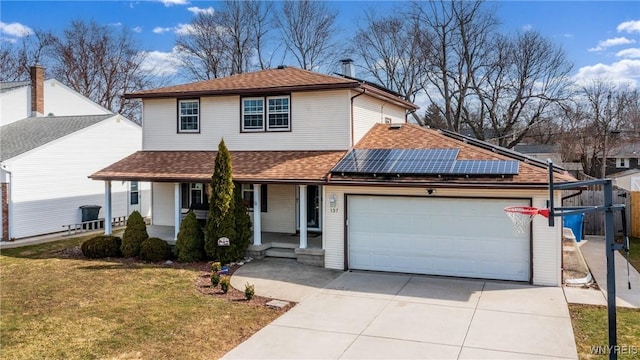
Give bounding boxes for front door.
[128,181,141,214]
[297,185,321,231]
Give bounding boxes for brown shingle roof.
[124,67,417,109]
[328,123,575,185]
[90,150,347,183]
[127,67,357,98]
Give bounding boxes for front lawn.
[569,304,640,359]
[0,237,282,359]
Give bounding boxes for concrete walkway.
[226,262,577,359]
[576,235,640,308]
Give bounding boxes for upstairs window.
[616,158,630,168]
[241,95,290,132]
[267,96,290,131]
[242,97,264,131]
[178,99,199,133]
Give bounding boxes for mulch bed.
[58,245,294,311]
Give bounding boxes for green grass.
[0,237,281,359]
[626,237,640,272]
[569,304,640,359]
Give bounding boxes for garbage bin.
[79,205,102,222]
[563,214,584,242]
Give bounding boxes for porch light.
[329,194,337,207]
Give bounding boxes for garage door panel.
[348,196,530,281]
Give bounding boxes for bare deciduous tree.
[175,12,230,80]
[472,31,573,147]
[0,30,55,82]
[221,0,274,74]
[278,0,338,70]
[352,10,425,102]
[175,1,274,79]
[51,20,149,120]
[558,79,639,177]
[413,0,499,133]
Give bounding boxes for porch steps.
[265,247,296,259]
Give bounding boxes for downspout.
[350,88,366,146]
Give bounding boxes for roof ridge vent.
[388,124,403,130]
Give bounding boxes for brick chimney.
[30,65,45,117]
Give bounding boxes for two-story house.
[0,66,148,240]
[92,66,574,286]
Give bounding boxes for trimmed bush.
[220,276,230,294]
[121,210,148,257]
[244,283,255,300]
[176,210,205,262]
[139,237,172,262]
[205,139,237,263]
[211,262,222,272]
[211,273,221,287]
[81,236,122,258]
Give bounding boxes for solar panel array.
[331,148,519,176]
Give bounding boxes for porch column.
[299,184,307,249]
[104,181,112,235]
[174,183,181,240]
[253,184,262,246]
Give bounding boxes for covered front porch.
[147,225,324,266]
[90,150,345,268]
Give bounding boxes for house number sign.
[217,237,230,246]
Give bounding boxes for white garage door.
[348,196,530,281]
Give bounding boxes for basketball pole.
[547,161,624,360]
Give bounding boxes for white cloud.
[522,24,533,32]
[158,0,189,6]
[574,59,640,88]
[617,48,640,59]
[617,20,640,33]
[153,26,173,34]
[0,21,33,37]
[140,48,182,77]
[132,26,143,33]
[0,37,17,44]
[175,23,195,36]
[564,33,574,38]
[187,6,214,15]
[109,22,122,27]
[588,37,636,52]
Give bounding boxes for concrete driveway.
[225,267,577,359]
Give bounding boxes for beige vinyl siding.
[352,93,407,145]
[323,185,562,286]
[151,183,175,226]
[142,90,352,151]
[3,117,142,238]
[262,184,296,233]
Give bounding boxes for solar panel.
[331,149,519,176]
[450,160,519,175]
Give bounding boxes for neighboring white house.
[0,66,148,240]
[610,168,640,192]
[0,66,111,126]
[92,66,575,286]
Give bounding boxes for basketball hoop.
[504,206,550,236]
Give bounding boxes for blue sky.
[1,0,639,89]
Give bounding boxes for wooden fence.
[631,192,640,237]
[561,186,634,237]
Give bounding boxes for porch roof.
[89,150,347,183]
